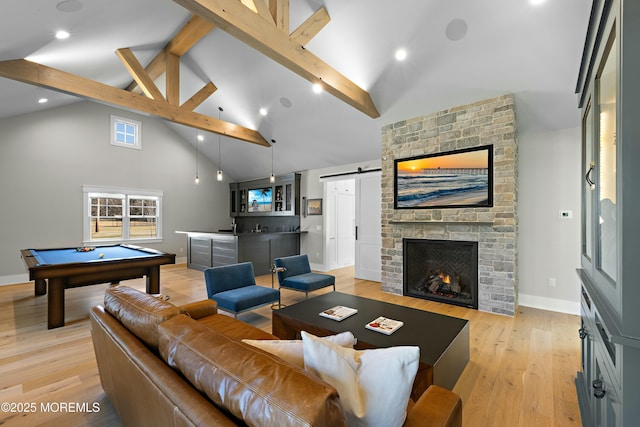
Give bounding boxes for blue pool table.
[20,244,175,328]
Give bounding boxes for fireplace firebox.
[403,239,478,309]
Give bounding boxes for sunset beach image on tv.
[248,187,273,212]
[394,145,493,209]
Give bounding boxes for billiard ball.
[99,253,105,258]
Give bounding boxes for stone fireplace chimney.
[381,94,518,316]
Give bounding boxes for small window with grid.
[111,115,141,149]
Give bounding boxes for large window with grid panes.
[83,186,162,244]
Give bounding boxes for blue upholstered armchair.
[274,254,335,298]
[204,262,280,318]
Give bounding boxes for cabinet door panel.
[271,235,299,260]
[582,100,594,263]
[238,236,270,275]
[595,30,618,283]
[189,238,212,270]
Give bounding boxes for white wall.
[517,127,582,314]
[0,101,230,284]
[300,160,380,270]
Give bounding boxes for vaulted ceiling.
[0,0,592,182]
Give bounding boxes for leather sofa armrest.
[179,300,218,319]
[404,385,462,427]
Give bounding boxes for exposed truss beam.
[167,14,216,56]
[125,15,215,92]
[173,0,380,118]
[0,60,269,146]
[116,48,165,100]
[181,81,217,111]
[269,0,289,33]
[250,0,274,24]
[166,53,180,105]
[125,50,166,93]
[289,6,330,46]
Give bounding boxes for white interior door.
[326,184,338,270]
[336,192,355,266]
[355,172,381,281]
[325,179,355,270]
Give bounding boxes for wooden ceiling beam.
[166,53,180,105]
[289,6,330,46]
[173,0,380,118]
[239,0,257,14]
[125,51,166,92]
[116,48,165,100]
[269,0,289,33]
[249,0,274,25]
[125,14,215,92]
[0,59,269,146]
[182,81,217,111]
[166,14,216,56]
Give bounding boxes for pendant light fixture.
[270,139,276,183]
[194,130,200,184]
[217,106,224,182]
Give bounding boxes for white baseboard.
[0,273,29,286]
[309,262,328,272]
[518,293,580,315]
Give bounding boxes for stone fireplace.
[381,94,518,316]
[403,239,478,309]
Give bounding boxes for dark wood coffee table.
[272,292,469,400]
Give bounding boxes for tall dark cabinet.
[229,173,300,217]
[575,1,640,426]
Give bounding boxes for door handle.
[585,161,595,189]
[355,226,358,240]
[592,379,606,399]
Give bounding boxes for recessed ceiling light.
[38,98,48,104]
[259,107,268,116]
[395,48,408,61]
[55,30,70,40]
[197,134,204,141]
[312,83,323,94]
[529,0,546,5]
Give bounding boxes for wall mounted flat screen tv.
[248,187,273,212]
[394,145,493,209]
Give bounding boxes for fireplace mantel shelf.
[389,220,494,226]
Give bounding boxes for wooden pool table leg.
[35,279,47,296]
[47,278,65,329]
[146,266,160,294]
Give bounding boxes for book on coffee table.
[319,305,358,321]
[365,316,404,335]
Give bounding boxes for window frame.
[83,185,163,245]
[111,115,142,150]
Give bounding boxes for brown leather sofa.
[90,286,462,427]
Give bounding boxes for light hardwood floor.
[0,264,582,426]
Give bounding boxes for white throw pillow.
[242,331,357,368]
[301,331,419,427]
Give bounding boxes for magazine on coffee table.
[365,316,404,335]
[319,305,358,321]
